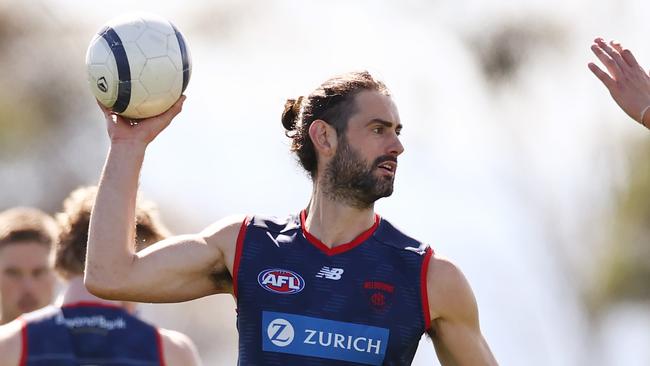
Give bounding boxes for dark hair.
[0,207,58,250]
[54,186,171,280]
[281,71,390,178]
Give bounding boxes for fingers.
[611,41,642,71]
[588,62,615,89]
[592,38,623,76]
[164,95,187,118]
[143,95,187,132]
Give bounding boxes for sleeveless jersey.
[19,302,165,366]
[234,210,433,366]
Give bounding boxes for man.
[0,186,201,366]
[86,71,498,365]
[589,37,650,130]
[0,208,57,325]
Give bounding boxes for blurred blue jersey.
[19,302,164,366]
[234,210,433,365]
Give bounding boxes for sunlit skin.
[320,91,404,210]
[0,242,54,325]
[85,90,498,365]
[589,37,650,129]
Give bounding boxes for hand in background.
[589,38,650,129]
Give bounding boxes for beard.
[323,137,396,209]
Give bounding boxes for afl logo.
[258,268,305,294]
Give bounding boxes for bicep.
[427,256,497,366]
[431,317,495,366]
[108,215,245,303]
[127,233,227,302]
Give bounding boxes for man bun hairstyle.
[281,70,390,178]
[281,96,304,132]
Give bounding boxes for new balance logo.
[404,243,429,256]
[316,266,344,280]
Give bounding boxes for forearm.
[86,141,147,296]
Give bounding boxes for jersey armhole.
[420,247,433,332]
[19,317,27,366]
[156,328,167,366]
[232,216,251,301]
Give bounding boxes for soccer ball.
[85,13,191,119]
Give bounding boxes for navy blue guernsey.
[234,210,433,366]
[19,303,165,366]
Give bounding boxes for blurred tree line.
[593,140,650,311]
[467,14,650,322]
[0,2,105,212]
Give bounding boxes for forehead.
[0,242,51,268]
[348,90,400,126]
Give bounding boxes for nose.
[389,133,404,157]
[21,277,36,291]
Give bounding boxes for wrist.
[110,139,149,149]
[641,106,650,128]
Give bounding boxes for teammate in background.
[86,71,497,365]
[589,37,650,130]
[0,186,201,366]
[0,208,57,325]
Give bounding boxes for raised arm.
[85,98,241,303]
[427,255,498,366]
[589,38,650,129]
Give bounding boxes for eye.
[4,268,21,279]
[396,128,402,136]
[33,267,49,278]
[372,126,384,134]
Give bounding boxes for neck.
[58,276,133,312]
[305,183,377,248]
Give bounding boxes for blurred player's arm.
[0,319,22,366]
[86,97,240,303]
[426,255,498,366]
[589,37,650,130]
[160,328,203,366]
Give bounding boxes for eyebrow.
[368,118,403,130]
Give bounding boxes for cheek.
[35,273,55,287]
[0,281,21,299]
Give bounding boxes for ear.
[308,119,338,157]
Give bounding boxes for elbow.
[83,272,126,300]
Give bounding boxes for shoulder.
[249,213,300,233]
[200,213,298,249]
[201,214,248,239]
[374,217,429,254]
[0,318,24,366]
[200,214,248,249]
[426,254,478,322]
[159,328,202,366]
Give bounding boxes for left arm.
[426,255,498,366]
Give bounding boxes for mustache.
[373,155,397,167]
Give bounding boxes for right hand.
[588,38,650,129]
[98,95,187,145]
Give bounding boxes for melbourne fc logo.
[258,268,305,294]
[363,280,394,311]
